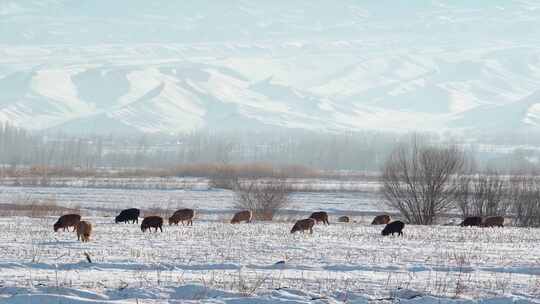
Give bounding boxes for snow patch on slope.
[31,68,94,114]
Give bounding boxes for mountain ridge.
[1,1,540,135]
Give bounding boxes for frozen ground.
[0,216,539,303]
[0,179,383,215]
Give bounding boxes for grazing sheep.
[169,208,195,226]
[371,215,391,225]
[309,211,329,225]
[381,220,405,236]
[76,221,92,242]
[53,214,81,232]
[482,216,504,227]
[230,210,252,224]
[337,216,350,223]
[460,216,482,227]
[115,208,140,224]
[290,218,315,234]
[141,216,163,232]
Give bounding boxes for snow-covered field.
[0,182,383,215]
[1,215,539,303]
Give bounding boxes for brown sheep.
[337,216,350,223]
[231,210,252,224]
[76,221,92,242]
[141,216,163,232]
[309,211,329,225]
[371,215,391,225]
[290,218,315,234]
[169,208,195,226]
[482,216,504,227]
[53,214,81,232]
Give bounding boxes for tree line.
[0,125,431,174]
[1,124,540,176]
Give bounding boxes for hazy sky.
[1,1,539,45]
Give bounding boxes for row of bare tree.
[381,138,540,227]
[3,122,540,177]
[0,124,408,173]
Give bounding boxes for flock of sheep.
[52,209,409,242]
[52,208,505,243]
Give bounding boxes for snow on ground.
[0,216,539,303]
[0,180,383,215]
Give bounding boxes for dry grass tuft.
[0,195,80,217]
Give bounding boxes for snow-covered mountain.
[1,1,540,135]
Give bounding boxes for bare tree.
[455,175,473,218]
[232,179,291,221]
[381,139,464,225]
[455,170,509,218]
[508,175,540,227]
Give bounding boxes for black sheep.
[381,220,405,236]
[115,208,140,224]
[459,216,482,227]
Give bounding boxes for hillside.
[1,1,540,135]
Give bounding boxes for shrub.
[454,171,509,218]
[380,138,464,225]
[508,175,540,227]
[232,179,292,221]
